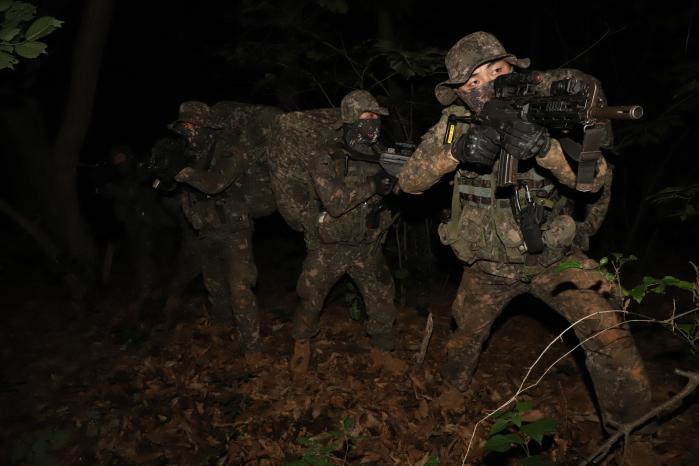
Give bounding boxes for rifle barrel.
[590,105,643,120]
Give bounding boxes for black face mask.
[455,80,495,114]
[345,119,381,146]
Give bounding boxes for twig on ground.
[416,312,433,365]
[580,369,699,466]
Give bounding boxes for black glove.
[499,120,550,160]
[370,169,396,196]
[451,124,501,168]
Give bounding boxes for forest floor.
[1,222,698,466]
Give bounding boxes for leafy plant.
[10,427,71,466]
[285,417,358,466]
[556,254,698,348]
[484,401,557,466]
[0,0,62,70]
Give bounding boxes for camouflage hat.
[336,90,389,127]
[435,31,530,106]
[171,101,225,129]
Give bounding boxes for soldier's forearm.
[536,139,607,193]
[181,169,235,194]
[398,144,457,194]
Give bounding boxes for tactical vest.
[181,138,251,234]
[437,105,576,272]
[315,145,391,245]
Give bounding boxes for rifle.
[340,141,415,177]
[146,137,189,191]
[444,71,643,192]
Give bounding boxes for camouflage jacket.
[180,104,281,232]
[309,140,392,246]
[399,69,611,279]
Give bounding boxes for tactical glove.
[370,169,396,196]
[499,120,551,160]
[451,124,501,168]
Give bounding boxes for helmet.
[337,90,389,127]
[434,31,530,106]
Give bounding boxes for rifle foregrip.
[590,105,643,120]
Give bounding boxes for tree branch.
[580,369,699,465]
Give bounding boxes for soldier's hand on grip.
[499,120,550,160]
[370,169,396,196]
[451,125,500,168]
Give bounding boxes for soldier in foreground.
[168,101,280,355]
[279,91,398,375]
[398,32,652,429]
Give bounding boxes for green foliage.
[316,0,348,14]
[372,41,445,79]
[285,417,359,466]
[647,182,699,221]
[10,427,71,466]
[0,0,62,70]
[328,281,366,321]
[485,401,557,465]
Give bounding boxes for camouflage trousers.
[292,242,396,345]
[446,253,652,427]
[171,227,260,351]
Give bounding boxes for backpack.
[267,108,342,232]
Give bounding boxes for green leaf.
[25,16,63,41]
[516,400,533,414]
[0,1,13,13]
[283,460,307,466]
[661,276,694,291]
[14,40,45,58]
[484,433,523,453]
[555,260,582,273]
[0,49,18,69]
[342,417,354,430]
[0,26,20,41]
[520,418,558,445]
[0,44,12,52]
[677,323,694,337]
[627,284,647,304]
[520,455,554,466]
[2,1,35,27]
[510,412,523,428]
[598,256,608,266]
[316,0,348,14]
[489,417,511,436]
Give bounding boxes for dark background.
[1,0,698,286]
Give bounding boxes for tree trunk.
[44,0,114,274]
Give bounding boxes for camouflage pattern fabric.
[292,242,396,348]
[435,31,530,106]
[338,90,389,125]
[172,102,280,352]
[267,108,342,237]
[290,140,396,348]
[399,62,650,427]
[444,255,651,427]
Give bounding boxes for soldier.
[168,101,280,355]
[97,145,176,303]
[398,32,651,429]
[287,90,398,375]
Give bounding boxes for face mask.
[456,80,495,114]
[345,119,381,146]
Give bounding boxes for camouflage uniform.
[98,146,176,297]
[170,101,280,352]
[273,91,397,351]
[398,32,651,427]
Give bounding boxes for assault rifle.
[341,141,416,177]
[444,71,643,192]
